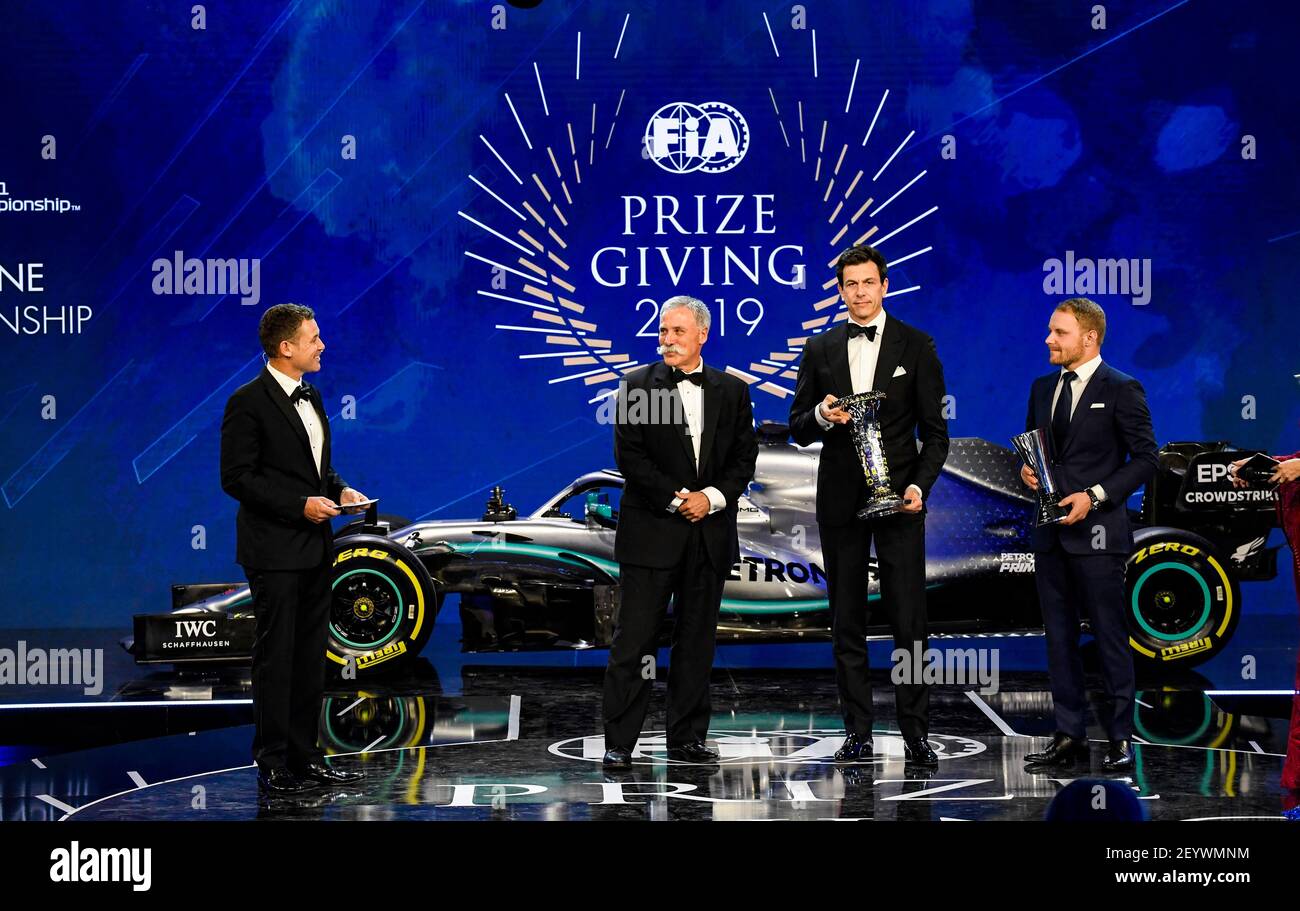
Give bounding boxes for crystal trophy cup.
[832,391,905,519]
[1011,428,1070,526]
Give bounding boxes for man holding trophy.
[1018,298,1157,772]
[789,245,950,765]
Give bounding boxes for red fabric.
[1271,452,1300,792]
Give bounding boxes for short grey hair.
[661,295,711,331]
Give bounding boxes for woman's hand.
[1229,457,1249,489]
[1269,458,1300,485]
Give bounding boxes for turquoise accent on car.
[443,542,944,616]
[444,541,622,576]
[721,597,836,614]
[1131,561,1211,641]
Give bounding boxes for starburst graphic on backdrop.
[738,19,939,401]
[460,16,640,408]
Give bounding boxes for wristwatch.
[1086,489,1103,511]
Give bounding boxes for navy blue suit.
[1026,359,1157,741]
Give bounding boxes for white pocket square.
[892,365,907,378]
[1090,402,1106,409]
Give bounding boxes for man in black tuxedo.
[601,296,758,768]
[789,245,949,765]
[220,304,367,794]
[1020,297,1157,772]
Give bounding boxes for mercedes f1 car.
[128,426,1282,674]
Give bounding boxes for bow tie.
[670,368,705,387]
[846,322,877,341]
[289,383,313,405]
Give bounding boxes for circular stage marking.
[548,728,986,766]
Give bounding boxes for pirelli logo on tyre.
[1159,637,1213,661]
[356,640,408,670]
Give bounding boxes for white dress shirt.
[666,360,726,515]
[266,363,323,476]
[813,311,923,502]
[1049,353,1107,502]
[815,309,887,428]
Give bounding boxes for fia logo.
[644,102,750,174]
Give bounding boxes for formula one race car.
[127,426,1281,674]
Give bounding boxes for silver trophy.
[831,391,905,519]
[1011,428,1070,526]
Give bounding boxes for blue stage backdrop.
[0,0,1297,628]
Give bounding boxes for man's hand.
[339,487,369,514]
[1020,464,1039,491]
[1271,458,1300,485]
[305,496,341,523]
[1057,491,1092,525]
[901,485,924,513]
[819,394,851,425]
[677,491,711,522]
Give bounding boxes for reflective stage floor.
[3,614,1298,822]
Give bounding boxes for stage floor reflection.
[6,664,1295,821]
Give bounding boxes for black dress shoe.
[903,764,936,781]
[602,747,632,769]
[666,741,720,763]
[1101,740,1134,772]
[833,733,874,762]
[903,737,939,765]
[257,767,308,794]
[1024,733,1088,767]
[296,761,364,784]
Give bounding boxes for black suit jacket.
[789,314,950,525]
[614,361,758,573]
[220,367,349,569]
[1026,360,1157,555]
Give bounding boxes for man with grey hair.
[601,295,758,768]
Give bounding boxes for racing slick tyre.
[326,534,439,677]
[1125,529,1240,670]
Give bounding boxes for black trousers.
[1034,540,1134,741]
[602,526,726,750]
[821,511,929,740]
[244,561,331,771]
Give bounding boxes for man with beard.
[1020,297,1157,772]
[789,245,950,765]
